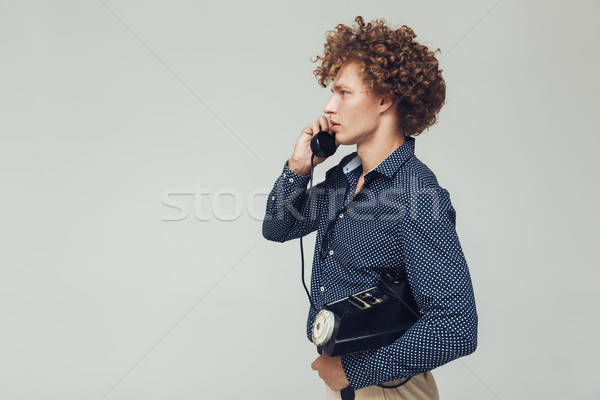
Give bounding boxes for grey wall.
[1,1,599,399]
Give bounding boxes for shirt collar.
[341,136,416,179]
[342,154,362,175]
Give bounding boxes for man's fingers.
[318,115,330,132]
[305,116,331,138]
[312,121,321,137]
[302,124,314,137]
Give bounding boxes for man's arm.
[262,160,322,242]
[340,187,478,389]
[262,116,337,243]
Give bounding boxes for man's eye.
[341,91,348,95]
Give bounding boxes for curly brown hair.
[313,16,446,136]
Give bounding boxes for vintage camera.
[311,271,419,357]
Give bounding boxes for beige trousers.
[325,372,439,400]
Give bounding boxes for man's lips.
[330,121,340,131]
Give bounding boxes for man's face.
[323,62,384,146]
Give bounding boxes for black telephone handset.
[310,131,337,158]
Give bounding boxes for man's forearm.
[262,161,316,242]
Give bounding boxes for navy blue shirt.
[262,137,477,389]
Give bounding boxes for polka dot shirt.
[262,137,478,389]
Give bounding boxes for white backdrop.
[1,1,599,399]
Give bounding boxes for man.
[262,16,477,399]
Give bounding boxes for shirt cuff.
[341,348,413,390]
[265,160,312,208]
[341,350,379,390]
[280,160,311,189]
[283,160,312,180]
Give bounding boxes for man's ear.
[379,97,395,114]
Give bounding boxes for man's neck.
[356,124,406,174]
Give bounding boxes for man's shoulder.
[397,154,443,191]
[398,156,456,220]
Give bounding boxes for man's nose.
[323,95,336,115]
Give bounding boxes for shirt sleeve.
[340,187,478,389]
[262,160,323,243]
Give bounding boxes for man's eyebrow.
[331,84,352,92]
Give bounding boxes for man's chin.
[337,138,359,147]
[334,133,354,146]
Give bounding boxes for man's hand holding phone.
[288,116,338,176]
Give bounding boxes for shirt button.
[283,172,286,177]
[271,196,275,200]
[338,213,344,219]
[320,286,325,292]
[289,178,294,183]
[329,250,334,256]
